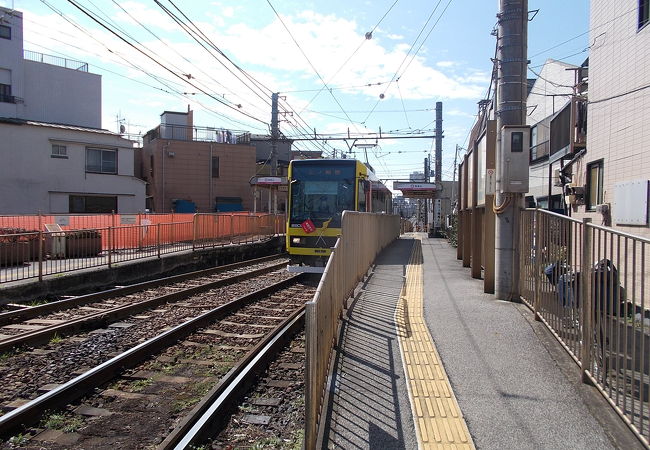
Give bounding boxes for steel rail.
[0,254,285,325]
[160,307,305,449]
[0,261,288,353]
[0,274,304,437]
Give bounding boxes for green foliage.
[8,433,28,446]
[131,378,153,392]
[41,412,83,432]
[447,214,458,247]
[49,333,63,345]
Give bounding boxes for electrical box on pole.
[499,125,530,193]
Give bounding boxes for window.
[586,160,604,210]
[0,83,12,103]
[530,126,538,160]
[641,0,650,29]
[86,148,117,174]
[51,144,67,158]
[0,25,10,40]
[211,156,219,178]
[69,195,117,213]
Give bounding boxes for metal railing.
[520,208,649,446]
[23,50,89,72]
[0,213,285,284]
[304,212,400,449]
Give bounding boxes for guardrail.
[520,208,649,446]
[304,212,400,449]
[0,213,285,284]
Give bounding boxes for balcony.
[23,50,89,72]
[0,94,22,104]
[144,124,251,145]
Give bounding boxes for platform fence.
[519,208,649,446]
[304,212,400,449]
[0,213,285,284]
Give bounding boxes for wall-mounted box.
[613,180,649,225]
[500,125,530,193]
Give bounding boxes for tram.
[286,158,392,272]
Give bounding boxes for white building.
[0,8,101,128]
[0,119,145,214]
[0,6,145,214]
[570,0,650,237]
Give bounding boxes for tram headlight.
[292,237,303,245]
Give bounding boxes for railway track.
[0,276,315,449]
[0,256,294,413]
[0,255,287,351]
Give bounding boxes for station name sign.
[250,176,287,186]
[392,182,437,190]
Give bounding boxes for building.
[141,110,256,213]
[568,0,650,237]
[525,59,586,212]
[0,118,145,214]
[0,7,145,214]
[0,7,101,128]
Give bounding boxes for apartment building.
[0,6,145,214]
[141,110,256,213]
[568,0,650,237]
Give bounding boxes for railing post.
[38,229,43,282]
[157,223,161,259]
[230,214,234,244]
[108,226,113,268]
[192,213,197,252]
[580,218,593,383]
[534,208,541,321]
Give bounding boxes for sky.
[0,0,590,186]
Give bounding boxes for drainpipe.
[162,141,169,212]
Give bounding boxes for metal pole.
[271,93,279,214]
[581,218,593,383]
[495,0,528,300]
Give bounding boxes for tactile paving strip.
[395,239,475,449]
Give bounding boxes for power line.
[64,0,269,125]
[362,0,452,124]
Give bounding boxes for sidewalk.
[321,234,641,449]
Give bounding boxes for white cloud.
[386,33,404,40]
[436,61,458,68]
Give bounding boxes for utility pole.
[495,0,528,300]
[271,92,279,214]
[424,157,429,232]
[434,101,443,236]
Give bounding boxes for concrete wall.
[526,60,575,126]
[0,7,24,119]
[0,121,145,214]
[571,0,650,238]
[22,60,101,128]
[0,6,101,128]
[142,139,256,213]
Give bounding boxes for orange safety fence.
[0,213,283,252]
[0,213,286,284]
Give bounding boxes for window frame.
[586,159,604,211]
[640,0,650,30]
[69,195,118,213]
[0,25,10,40]
[51,144,68,159]
[0,83,12,104]
[85,147,118,174]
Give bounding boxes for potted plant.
[65,229,102,258]
[0,228,33,266]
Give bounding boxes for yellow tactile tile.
[395,239,475,450]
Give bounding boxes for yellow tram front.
[286,158,392,272]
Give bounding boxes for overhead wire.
[64,0,269,125]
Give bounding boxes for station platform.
[321,233,642,449]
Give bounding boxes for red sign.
[301,219,316,233]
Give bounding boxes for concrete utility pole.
[433,101,443,236]
[424,157,429,231]
[271,92,279,214]
[495,0,528,300]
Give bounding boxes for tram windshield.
[289,162,355,227]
